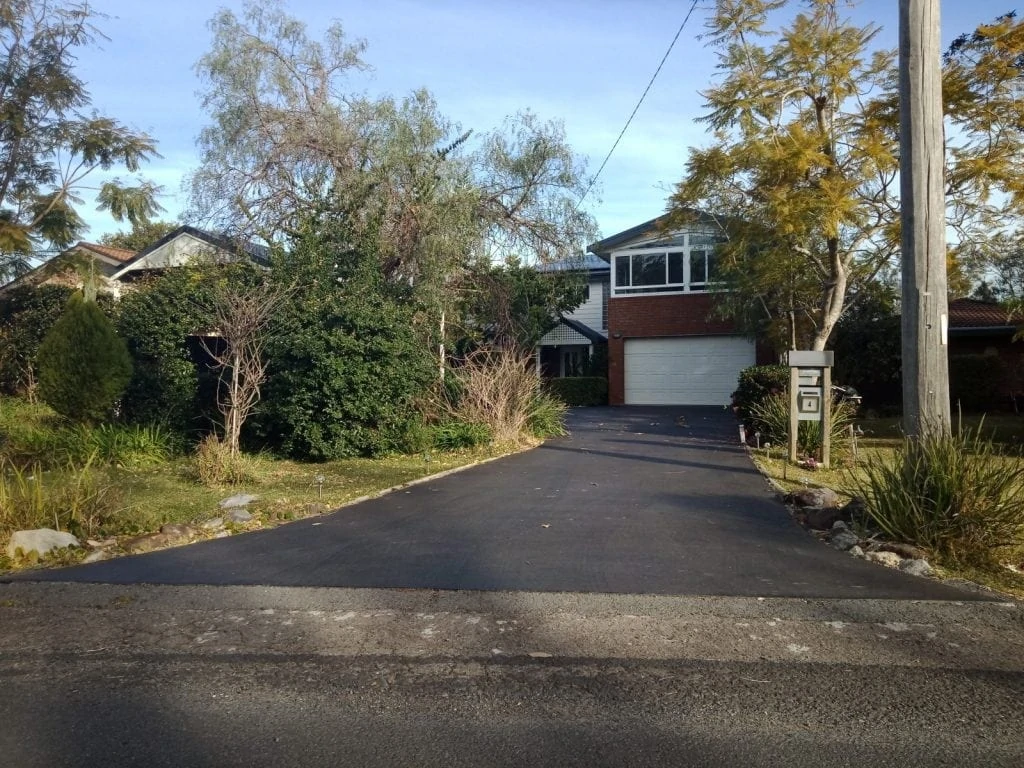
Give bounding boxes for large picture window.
[611,231,724,296]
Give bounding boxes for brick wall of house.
[607,293,744,405]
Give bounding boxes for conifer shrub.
[36,293,132,423]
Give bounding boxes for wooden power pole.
[899,0,951,437]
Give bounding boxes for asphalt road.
[12,407,986,599]
[1,584,1021,768]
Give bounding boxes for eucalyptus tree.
[0,0,162,281]
[188,0,595,289]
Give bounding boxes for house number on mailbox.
[786,351,834,467]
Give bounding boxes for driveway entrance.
[12,407,983,599]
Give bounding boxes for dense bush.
[257,223,435,460]
[0,285,76,396]
[852,425,1024,566]
[115,268,217,434]
[546,376,608,406]
[731,364,788,424]
[831,289,902,411]
[949,354,1009,412]
[37,293,132,423]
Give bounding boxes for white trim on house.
[609,229,726,298]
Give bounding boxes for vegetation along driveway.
[11,407,987,599]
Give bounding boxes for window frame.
[610,230,725,298]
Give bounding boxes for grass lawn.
[0,397,520,573]
[749,415,1024,599]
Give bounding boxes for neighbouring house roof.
[588,209,725,259]
[110,225,271,280]
[0,240,138,294]
[948,298,1021,332]
[537,253,610,274]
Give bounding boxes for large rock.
[806,507,846,530]
[6,529,79,559]
[225,508,252,524]
[869,541,929,560]
[899,558,933,578]
[219,494,258,509]
[159,523,196,541]
[124,532,176,554]
[830,529,860,552]
[866,550,903,568]
[786,487,840,509]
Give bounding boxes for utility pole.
[899,0,951,437]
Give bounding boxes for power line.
[578,0,701,208]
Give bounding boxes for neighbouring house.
[535,253,609,378]
[948,297,1023,409]
[0,241,137,296]
[589,213,771,406]
[0,225,271,298]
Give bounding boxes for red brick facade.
[607,293,771,405]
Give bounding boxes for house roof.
[111,225,272,280]
[560,316,607,343]
[73,242,136,264]
[948,298,1020,330]
[587,209,728,259]
[536,253,610,273]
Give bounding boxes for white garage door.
[624,336,755,405]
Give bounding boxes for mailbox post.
[786,351,834,468]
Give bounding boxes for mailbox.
[785,350,835,466]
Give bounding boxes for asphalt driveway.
[9,407,985,599]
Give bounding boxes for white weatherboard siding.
[564,277,608,332]
[624,336,755,406]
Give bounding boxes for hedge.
[546,376,608,406]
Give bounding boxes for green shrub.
[747,392,857,458]
[546,377,608,406]
[430,421,492,450]
[0,285,76,396]
[732,364,788,423]
[527,391,569,438]
[37,293,132,423]
[949,355,1008,412]
[851,424,1024,566]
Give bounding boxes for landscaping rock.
[159,523,196,541]
[874,541,929,560]
[124,532,175,554]
[899,558,933,578]
[6,529,79,560]
[849,545,866,559]
[225,508,252,524]
[82,550,109,564]
[866,550,903,569]
[219,494,258,509]
[200,517,225,531]
[806,507,846,530]
[786,487,840,509]
[305,503,328,516]
[831,520,848,532]
[830,529,860,552]
[840,497,867,522]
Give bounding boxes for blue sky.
[72,0,1017,246]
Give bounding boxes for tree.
[36,291,132,422]
[456,259,585,350]
[187,0,595,278]
[100,220,178,253]
[667,0,900,352]
[0,0,163,281]
[199,274,291,456]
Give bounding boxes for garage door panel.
[624,336,755,405]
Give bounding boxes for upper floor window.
[611,231,724,296]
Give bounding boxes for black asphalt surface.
[11,407,987,599]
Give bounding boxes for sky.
[70,0,1019,247]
